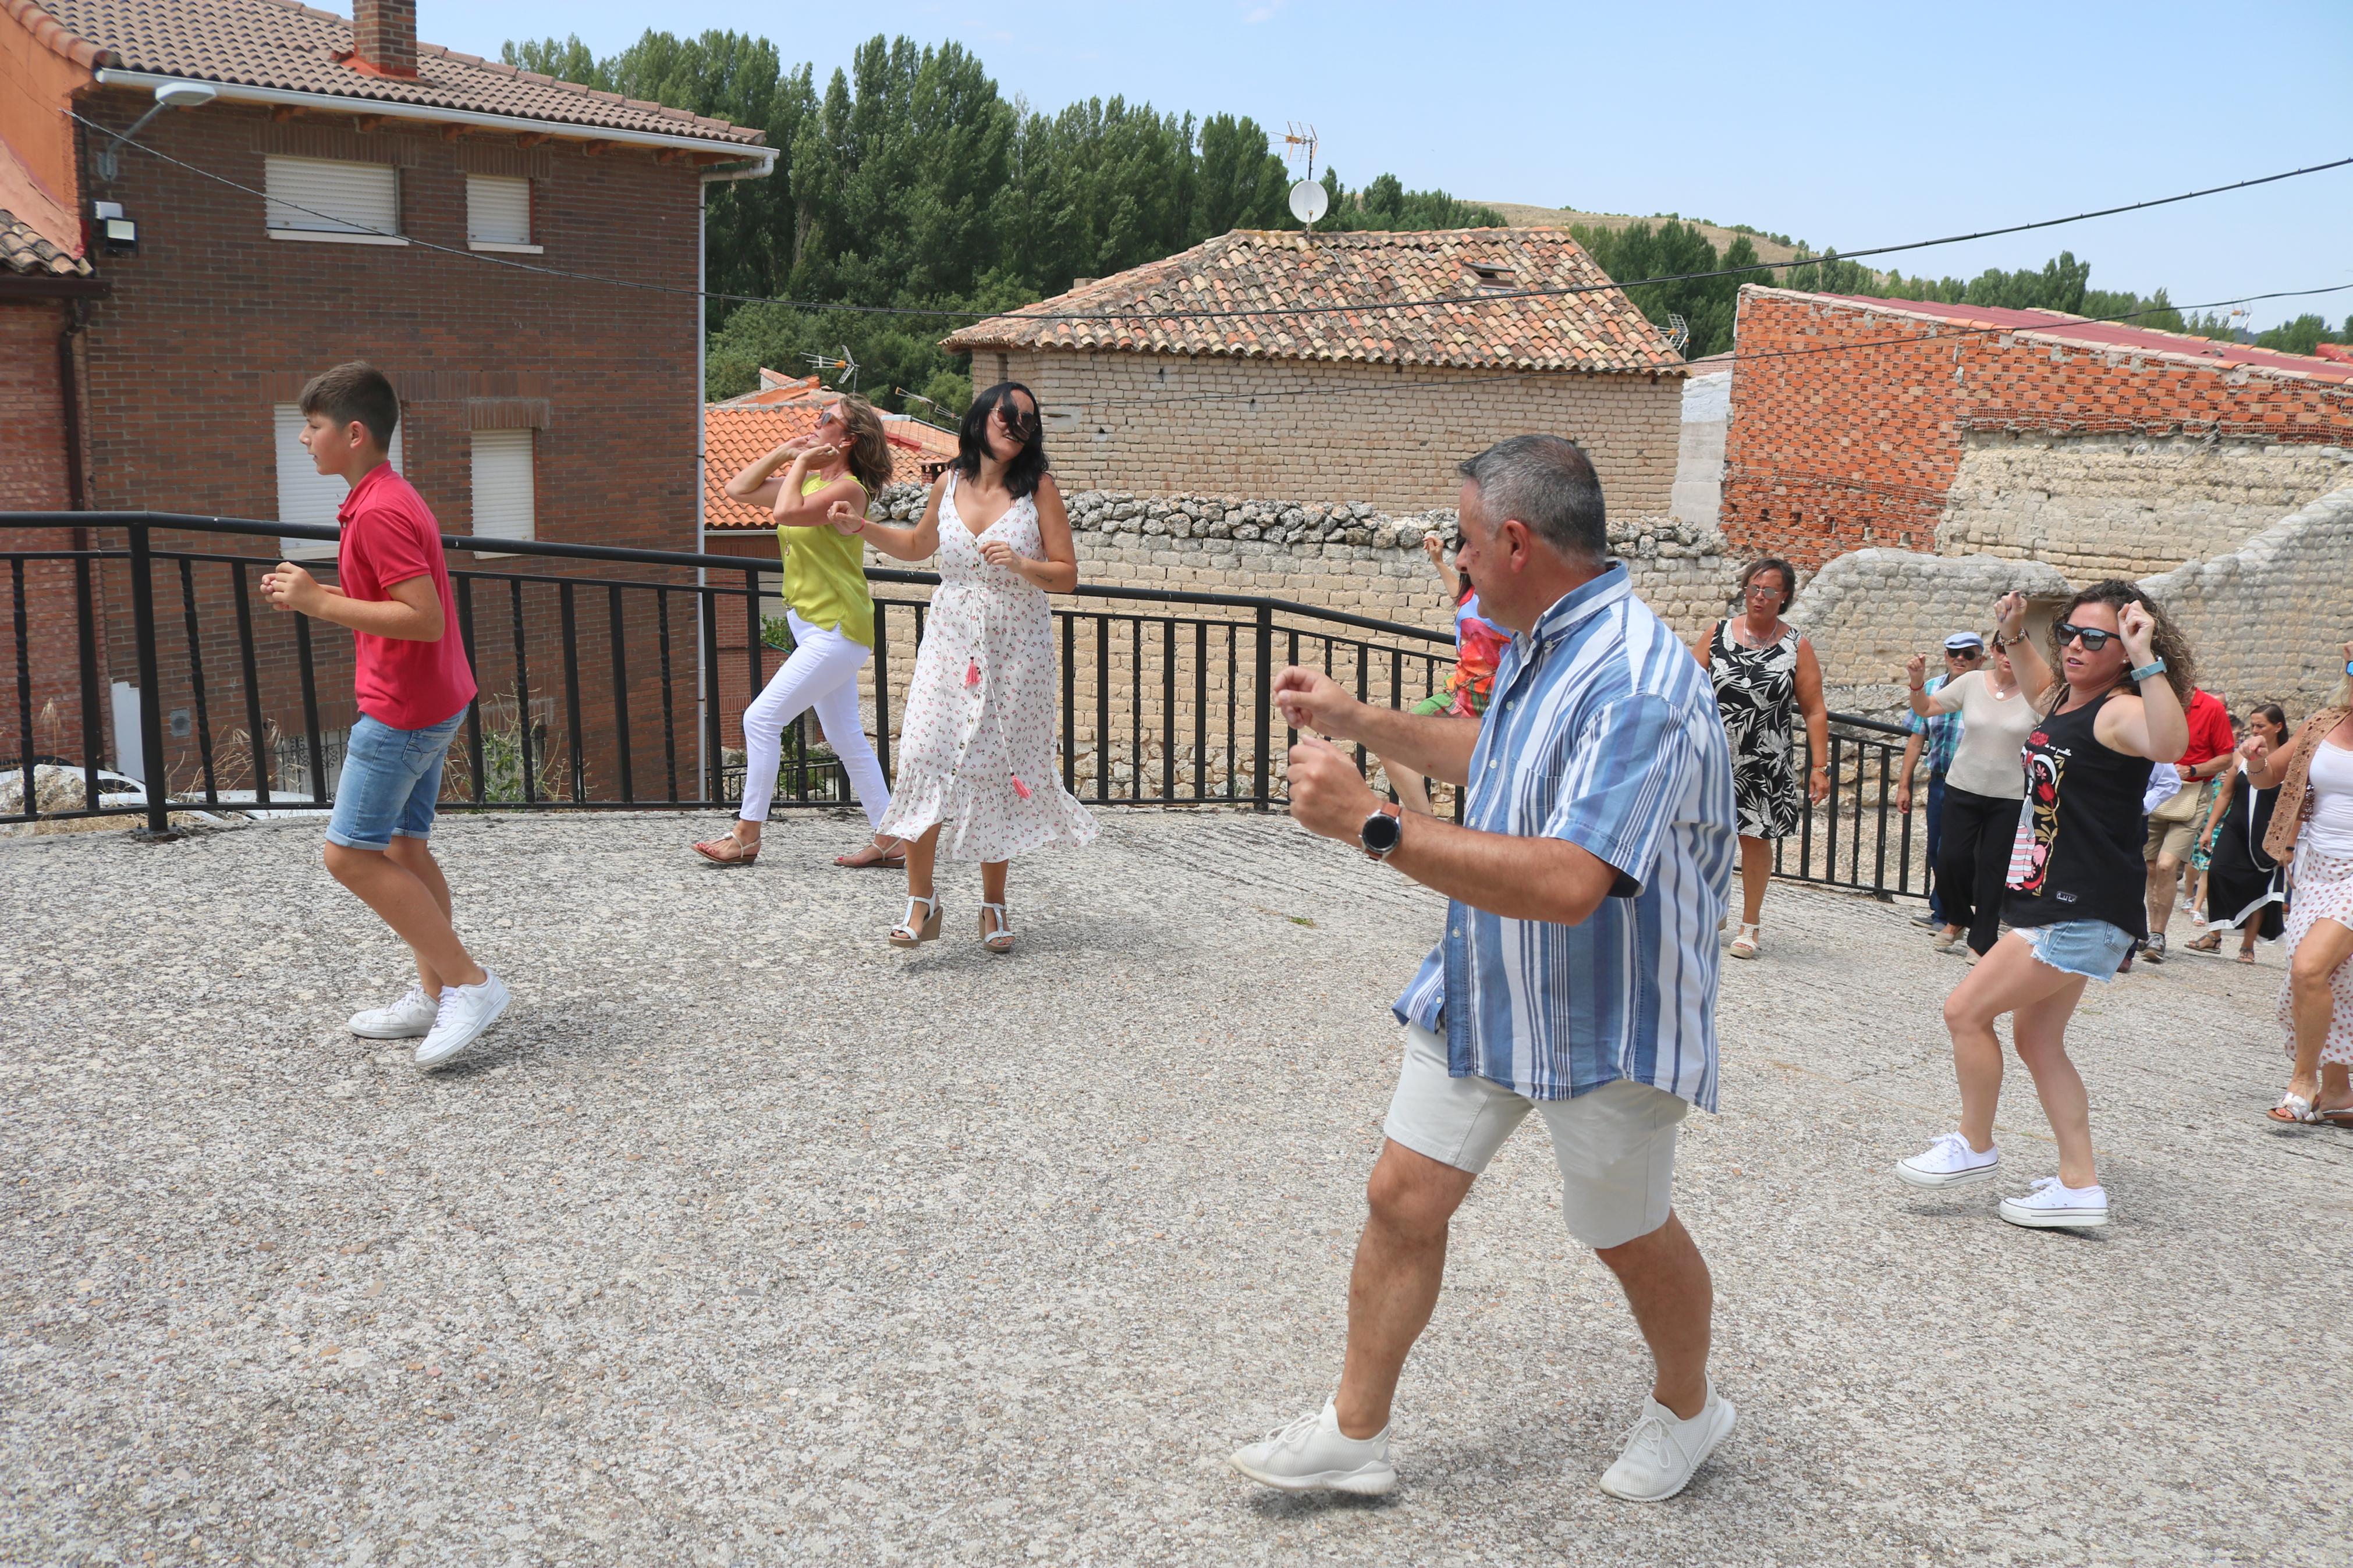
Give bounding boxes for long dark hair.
[826,396,896,496]
[957,382,1048,499]
[2043,578,2195,710]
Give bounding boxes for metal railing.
[3,513,1928,901]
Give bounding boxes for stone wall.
[1936,433,2352,581]
[976,348,1682,515]
[1783,477,2353,720]
[860,481,1735,644]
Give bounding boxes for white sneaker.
[414,973,511,1069]
[1896,1132,1999,1189]
[1998,1175,2109,1229]
[1228,1401,1396,1495]
[1597,1383,1735,1502]
[347,984,435,1040]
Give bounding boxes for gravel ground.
[3,808,2348,1567]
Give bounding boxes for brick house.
[1723,285,2353,573]
[0,0,773,798]
[942,228,1685,514]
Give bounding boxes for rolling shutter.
[466,175,533,245]
[470,429,536,543]
[264,157,400,237]
[275,405,402,559]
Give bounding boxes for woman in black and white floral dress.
[1692,558,1829,959]
[840,383,1095,952]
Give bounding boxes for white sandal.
[978,901,1014,955]
[888,894,942,948]
[1729,922,1761,960]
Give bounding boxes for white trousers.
[739,609,891,828]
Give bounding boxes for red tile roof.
[22,0,765,146]
[704,404,958,529]
[1,207,91,275]
[942,227,1680,374]
[1790,289,2353,386]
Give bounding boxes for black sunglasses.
[996,403,1037,439]
[2054,621,2119,652]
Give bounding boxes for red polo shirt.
[336,464,476,730]
[2180,689,2233,772]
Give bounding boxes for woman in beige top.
[1905,621,2037,958]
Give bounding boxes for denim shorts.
[326,711,464,852]
[2019,918,2136,984]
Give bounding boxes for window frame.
[262,155,407,247]
[464,173,542,255]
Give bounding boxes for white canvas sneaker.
[413,973,511,1069]
[348,984,436,1040]
[1998,1175,2109,1229]
[1598,1384,1736,1502]
[1896,1132,2000,1189]
[1227,1402,1396,1495]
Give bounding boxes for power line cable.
[69,109,2352,327]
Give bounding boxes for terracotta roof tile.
[1,207,93,276]
[942,227,1680,374]
[704,404,957,529]
[26,0,765,146]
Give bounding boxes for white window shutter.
[470,430,536,543]
[275,404,402,559]
[466,175,533,245]
[264,157,400,237]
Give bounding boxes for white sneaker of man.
[1597,1382,1736,1502]
[1895,1131,2000,1189]
[347,984,435,1040]
[1997,1175,2109,1229]
[413,973,510,1070]
[1227,1402,1395,1495]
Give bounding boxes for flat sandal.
[692,831,759,866]
[835,835,908,870]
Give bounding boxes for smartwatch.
[1360,803,1404,862]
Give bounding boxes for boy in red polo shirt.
[260,362,510,1069]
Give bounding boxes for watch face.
[1362,810,1403,853]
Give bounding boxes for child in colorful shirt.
[1387,531,1512,808]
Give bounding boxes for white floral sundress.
[874,475,1098,862]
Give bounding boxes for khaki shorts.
[2144,812,2196,865]
[1382,1024,1688,1249]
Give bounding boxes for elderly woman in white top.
[1904,624,2037,958]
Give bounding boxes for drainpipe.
[695,160,766,798]
[57,298,89,514]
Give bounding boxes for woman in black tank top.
[1894,583,2192,1233]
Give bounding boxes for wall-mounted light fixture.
[94,79,219,183]
[91,200,137,254]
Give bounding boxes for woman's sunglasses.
[996,404,1037,440]
[2054,621,2120,652]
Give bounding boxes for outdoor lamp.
[94,79,219,183]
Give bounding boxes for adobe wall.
[1722,286,2353,568]
[1936,433,2352,581]
[982,348,1683,515]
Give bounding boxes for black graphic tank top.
[2004,689,2152,940]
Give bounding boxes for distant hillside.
[1475,204,1814,269]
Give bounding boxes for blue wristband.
[2129,657,2167,684]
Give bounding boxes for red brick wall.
[56,91,719,801]
[1722,287,2353,567]
[0,298,91,767]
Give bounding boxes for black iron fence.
[3,513,1927,901]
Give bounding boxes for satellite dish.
[1288,179,1330,225]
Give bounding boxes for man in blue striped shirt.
[1229,436,1739,1504]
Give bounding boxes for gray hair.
[1456,435,1607,566]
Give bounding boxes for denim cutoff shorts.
[2019,918,2136,984]
[326,711,464,852]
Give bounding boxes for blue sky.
[417,0,2353,331]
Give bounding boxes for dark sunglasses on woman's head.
[2054,621,2119,652]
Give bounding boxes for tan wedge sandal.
[888,893,942,948]
[692,829,760,866]
[979,901,1014,955]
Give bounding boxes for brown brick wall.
[1722,286,2353,568]
[0,298,91,766]
[999,350,1683,514]
[40,91,716,801]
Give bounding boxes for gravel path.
[4,809,2347,1566]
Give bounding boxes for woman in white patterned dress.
[832,383,1096,951]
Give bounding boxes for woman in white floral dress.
[832,383,1096,951]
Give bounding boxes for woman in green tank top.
[691,397,901,868]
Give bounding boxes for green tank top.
[777,473,874,648]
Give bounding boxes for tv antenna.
[1662,314,1691,355]
[802,344,860,393]
[1283,124,1328,235]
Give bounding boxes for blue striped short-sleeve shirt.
[1392,565,1737,1109]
